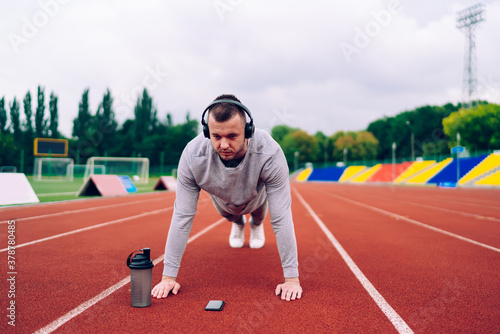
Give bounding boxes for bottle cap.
[127,248,154,269]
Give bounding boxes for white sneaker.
[229,216,245,248]
[249,217,265,249]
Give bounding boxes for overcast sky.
[1,0,499,138]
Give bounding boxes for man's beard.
[218,140,246,161]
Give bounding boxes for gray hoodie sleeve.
[262,148,299,278]
[162,147,200,277]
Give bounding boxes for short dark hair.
[208,94,246,124]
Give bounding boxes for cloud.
[0,0,498,138]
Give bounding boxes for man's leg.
[249,200,268,249]
[210,196,246,248]
[228,216,246,248]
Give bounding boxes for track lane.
[0,192,174,222]
[321,191,500,251]
[34,188,403,333]
[0,192,219,334]
[324,183,500,213]
[356,189,500,222]
[294,188,412,333]
[0,211,174,333]
[2,184,498,333]
[311,183,500,248]
[0,193,174,225]
[310,183,500,211]
[384,199,500,223]
[34,218,227,334]
[293,183,500,333]
[0,192,176,248]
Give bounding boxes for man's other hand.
[275,277,302,301]
[151,276,180,299]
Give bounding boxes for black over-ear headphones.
[201,99,255,139]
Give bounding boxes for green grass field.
[26,176,161,203]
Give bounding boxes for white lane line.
[0,207,173,253]
[294,188,414,334]
[324,191,500,253]
[431,197,500,210]
[397,199,500,223]
[33,218,226,334]
[363,193,500,223]
[0,196,173,224]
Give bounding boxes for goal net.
[33,158,74,181]
[71,164,106,179]
[83,157,149,184]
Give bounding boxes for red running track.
[0,184,499,333]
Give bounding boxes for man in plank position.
[152,94,302,301]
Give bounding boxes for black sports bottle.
[127,248,154,307]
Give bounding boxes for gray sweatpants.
[210,196,268,226]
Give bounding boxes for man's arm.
[152,146,200,298]
[262,149,302,300]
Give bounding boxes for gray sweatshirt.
[163,128,299,278]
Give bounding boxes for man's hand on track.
[275,277,302,301]
[152,276,180,299]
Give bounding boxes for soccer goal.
[70,164,106,179]
[33,158,75,181]
[83,157,149,184]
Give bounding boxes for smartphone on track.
[205,300,225,311]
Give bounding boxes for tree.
[367,118,392,159]
[72,88,92,139]
[97,89,117,133]
[332,130,378,163]
[332,131,355,162]
[355,131,379,160]
[315,131,334,165]
[133,88,154,144]
[271,125,298,145]
[0,97,7,134]
[21,91,35,171]
[180,112,198,143]
[442,103,500,151]
[281,130,320,165]
[72,88,99,160]
[9,97,21,141]
[402,105,455,159]
[367,104,457,161]
[0,132,16,168]
[155,112,198,165]
[0,97,18,171]
[166,113,173,127]
[49,92,59,138]
[35,86,48,137]
[113,119,135,157]
[23,91,34,137]
[94,89,118,155]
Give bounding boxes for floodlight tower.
[456,3,485,109]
